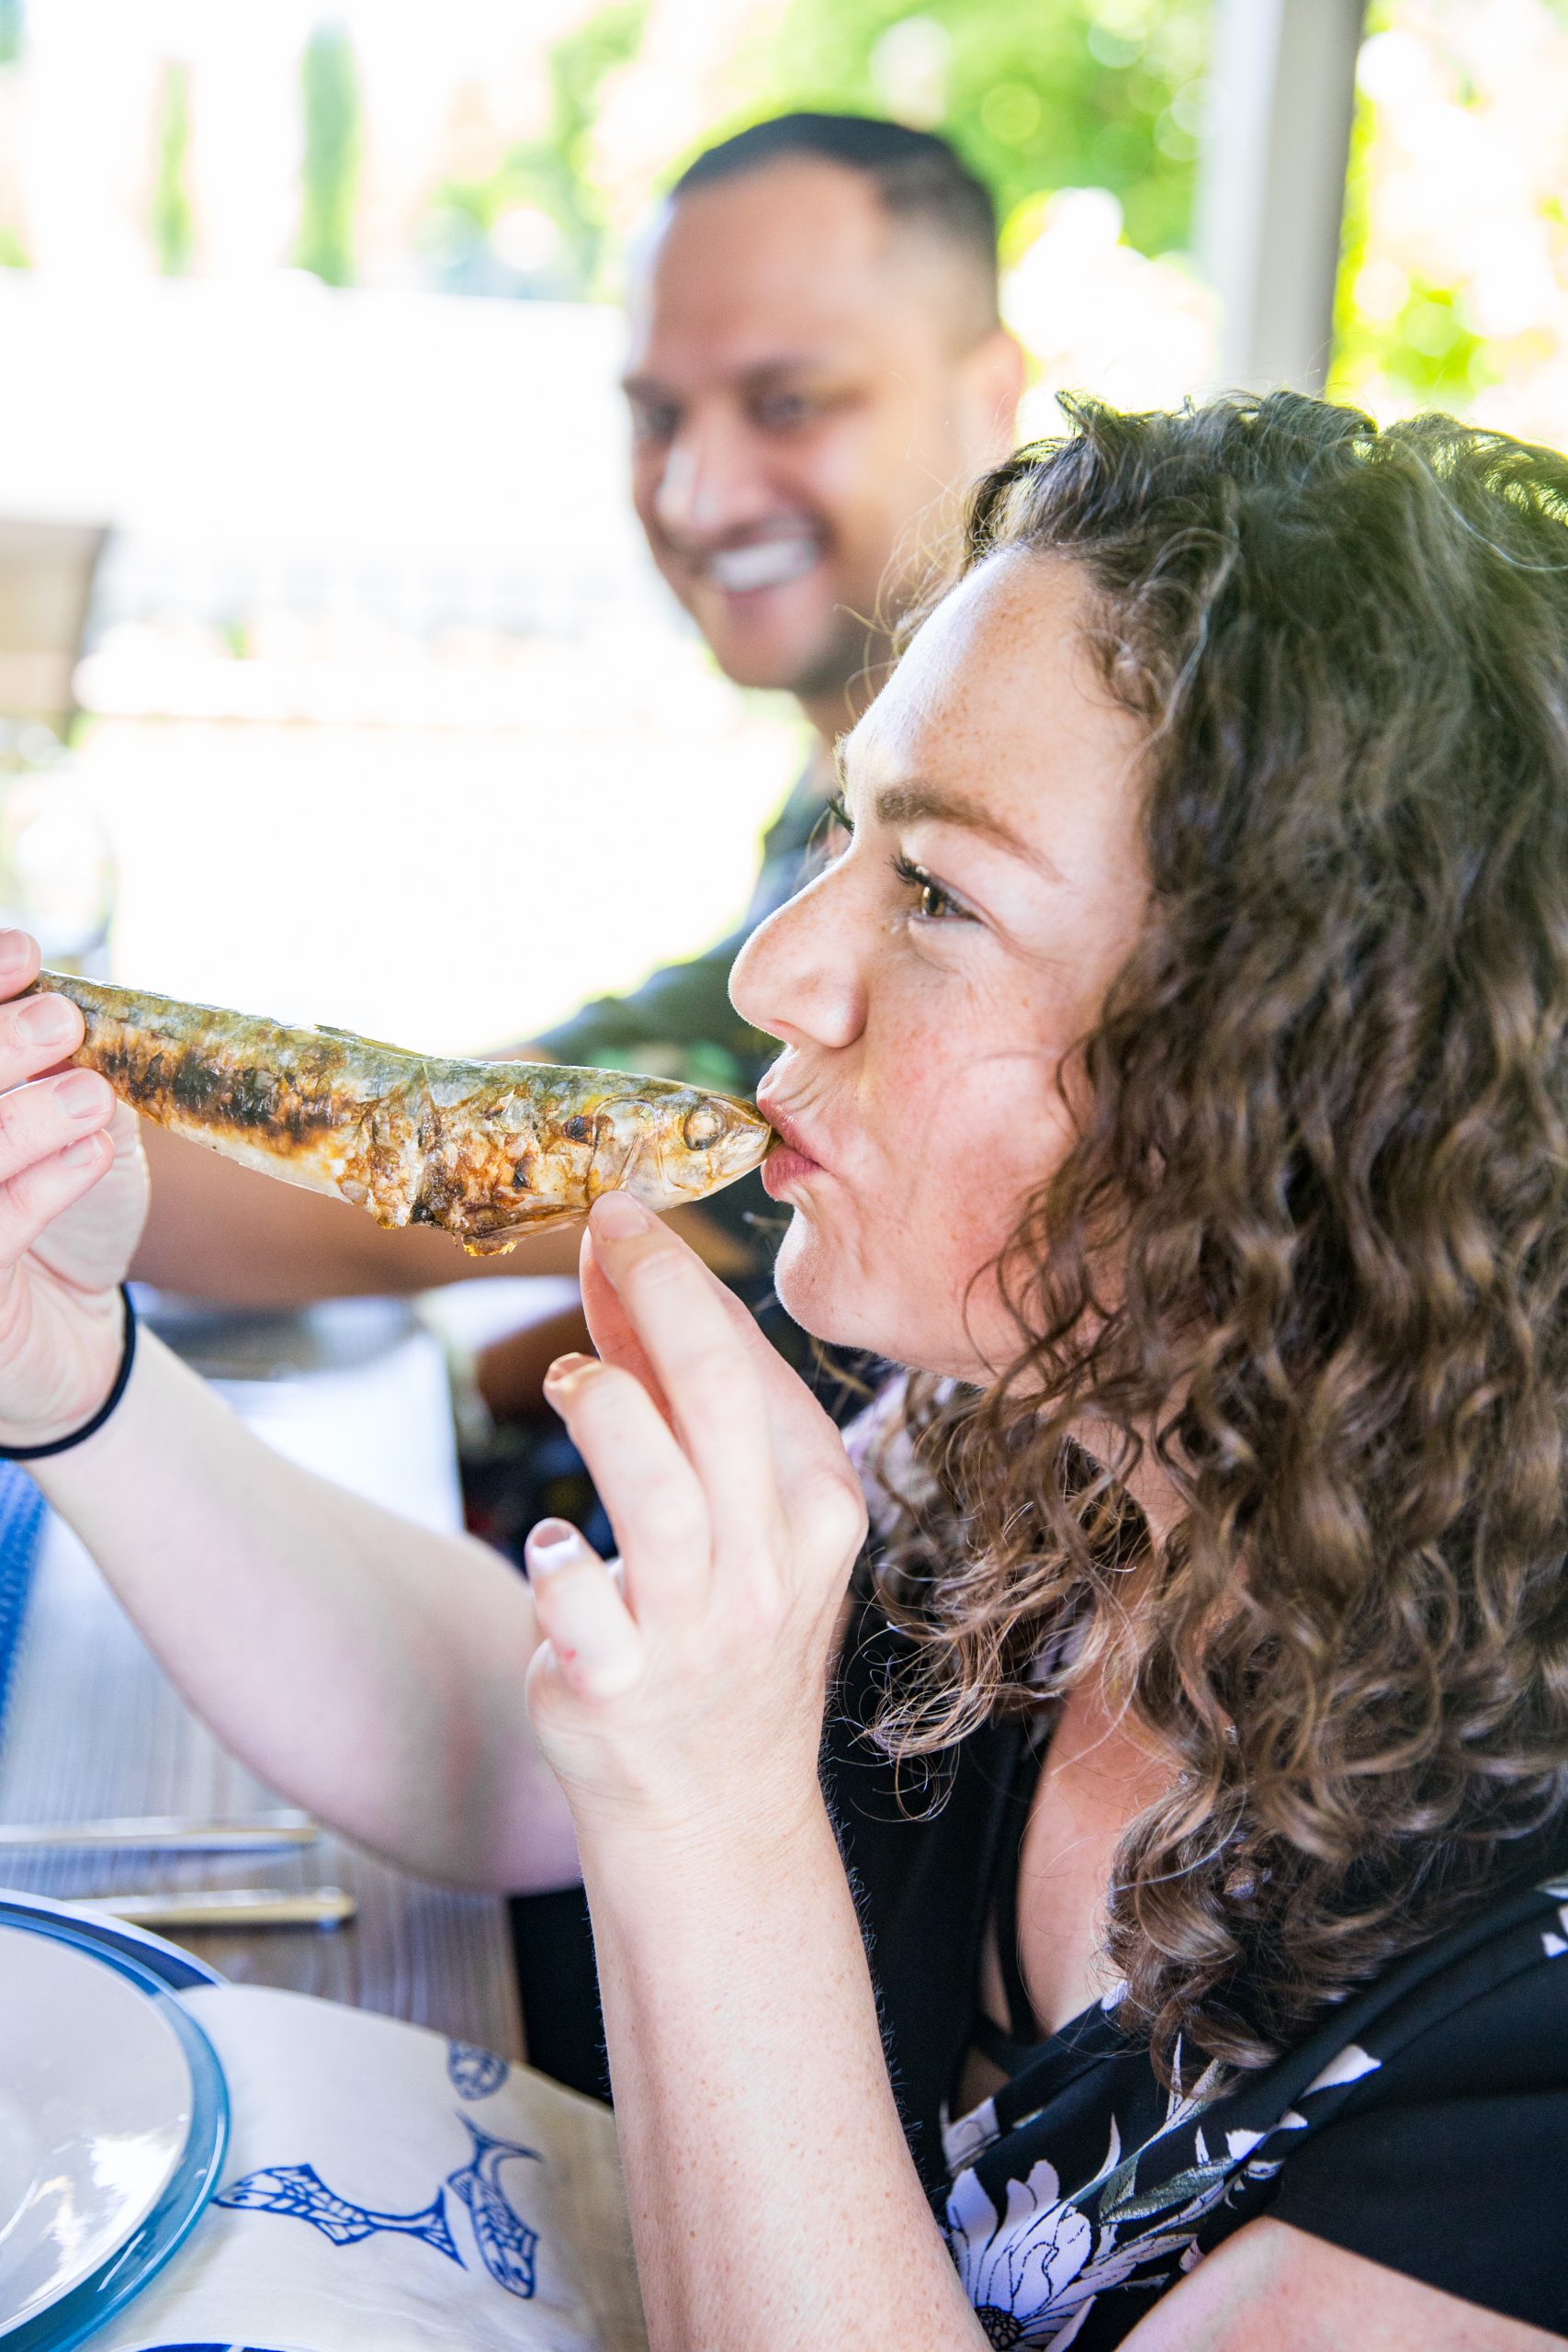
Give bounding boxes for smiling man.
[529,114,1025,1122]
[624,114,1021,744]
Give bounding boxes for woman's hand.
[0,932,147,1445]
[523,1186,868,1842]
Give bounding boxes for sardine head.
[589,1084,773,1212]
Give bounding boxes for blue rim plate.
[0,1891,224,1995]
[0,1909,229,2352]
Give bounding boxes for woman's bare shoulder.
[1121,2219,1564,2352]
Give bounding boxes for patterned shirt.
[825,1612,1568,2346]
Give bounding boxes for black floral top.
[823,1616,1568,2346]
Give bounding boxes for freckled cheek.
[870,1049,1061,1223]
[928,1096,1077,1313]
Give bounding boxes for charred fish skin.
[27,970,773,1254]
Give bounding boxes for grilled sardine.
[30,970,773,1254]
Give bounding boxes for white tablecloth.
[100,1985,645,2352]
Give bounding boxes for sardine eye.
[682,1103,724,1151]
[561,1115,592,1142]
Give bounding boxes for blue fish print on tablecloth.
[447,2038,509,2101]
[214,2162,463,2265]
[446,2118,544,2299]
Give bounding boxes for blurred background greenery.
[5,0,1565,431]
[2,0,1565,1046]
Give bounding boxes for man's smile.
[704,533,822,595]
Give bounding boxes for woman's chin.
[772,1216,1007,1382]
[772,1222,873,1352]
[773,1220,922,1367]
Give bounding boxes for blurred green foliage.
[152,60,195,277]
[1328,1,1508,416]
[717,0,1211,256]
[435,0,1211,300]
[1333,264,1494,411]
[427,3,647,298]
[296,20,362,287]
[0,0,25,264]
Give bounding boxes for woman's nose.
[729,870,865,1051]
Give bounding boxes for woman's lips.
[761,1143,819,1198]
[758,1097,824,1197]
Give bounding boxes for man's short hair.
[671,111,999,329]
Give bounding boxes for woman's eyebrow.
[872,781,1066,883]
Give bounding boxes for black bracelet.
[0,1284,138,1462]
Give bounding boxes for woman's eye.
[913,876,956,920]
[894,854,970,923]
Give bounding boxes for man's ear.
[959,326,1028,466]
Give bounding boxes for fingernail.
[18,996,73,1046]
[60,1134,105,1167]
[543,1351,595,1388]
[592,1188,648,1238]
[526,1518,587,1576]
[0,930,29,974]
[56,1069,108,1122]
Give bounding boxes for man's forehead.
[623,161,950,380]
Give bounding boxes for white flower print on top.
[947,2152,1100,2347]
[943,2067,1244,2349]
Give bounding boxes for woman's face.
[729,549,1150,1380]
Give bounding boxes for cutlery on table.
[62,1886,356,1930]
[0,1812,320,1853]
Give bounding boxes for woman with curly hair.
[6,391,1567,2348]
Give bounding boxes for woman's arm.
[522,1192,987,2351]
[34,1329,578,1893]
[578,1792,980,2348]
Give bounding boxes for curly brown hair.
[869,390,1568,2078]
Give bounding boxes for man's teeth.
[707,537,818,594]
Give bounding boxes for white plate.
[0,1925,195,2332]
[0,1890,223,1995]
